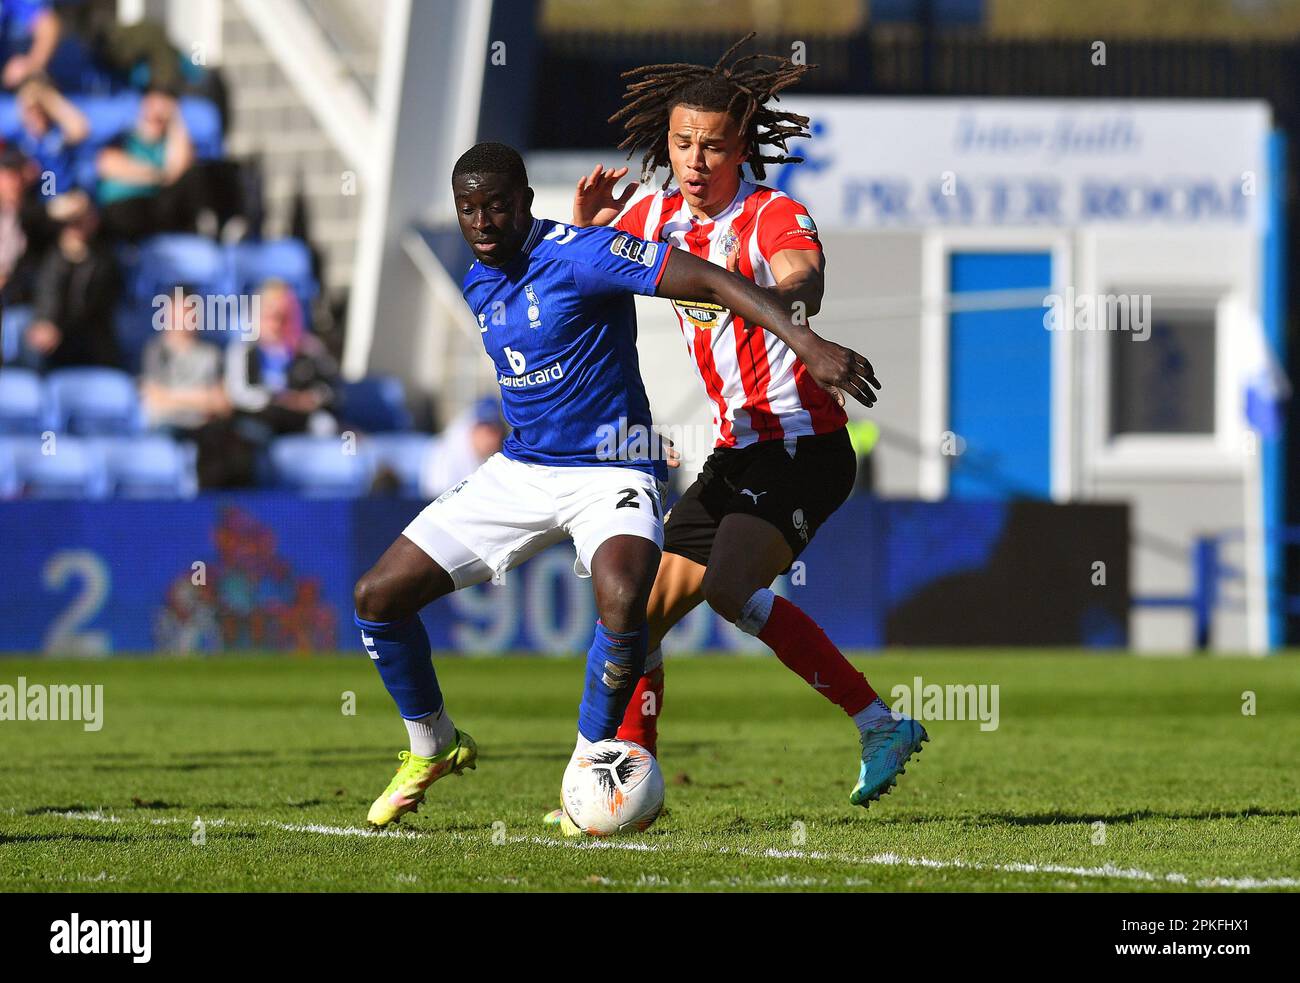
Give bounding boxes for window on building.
[1108,304,1216,437]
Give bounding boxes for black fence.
[532,30,1300,146]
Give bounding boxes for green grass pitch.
[1,653,1298,892]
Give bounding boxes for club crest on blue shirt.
[525,283,542,328]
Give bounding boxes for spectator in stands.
[0,144,29,297]
[95,84,242,240]
[420,395,506,500]
[0,142,56,303]
[61,0,188,92]
[0,0,59,90]
[141,285,255,488]
[226,279,338,440]
[14,74,89,194]
[141,284,228,430]
[18,188,120,370]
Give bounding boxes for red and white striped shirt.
[617,181,846,449]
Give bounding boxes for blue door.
[948,251,1053,499]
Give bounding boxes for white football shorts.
[401,452,665,589]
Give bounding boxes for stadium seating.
[366,432,435,496]
[337,375,413,433]
[0,430,199,499]
[0,93,224,155]
[268,434,376,498]
[96,434,199,499]
[0,94,224,193]
[0,437,17,497]
[230,239,317,302]
[46,367,141,436]
[112,298,162,372]
[124,235,232,305]
[4,434,110,499]
[113,235,320,361]
[0,368,48,434]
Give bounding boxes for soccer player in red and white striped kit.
[547,36,927,826]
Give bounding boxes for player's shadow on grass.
[65,751,394,773]
[24,804,102,815]
[181,747,396,760]
[476,744,572,763]
[479,741,717,764]
[11,821,259,843]
[810,806,1300,830]
[980,807,1300,825]
[1,832,127,845]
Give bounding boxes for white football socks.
[736,588,776,636]
[644,644,664,673]
[852,696,898,735]
[405,705,456,758]
[573,732,595,756]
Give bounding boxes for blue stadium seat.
[10,435,110,499]
[0,94,224,189]
[123,234,232,305]
[0,437,18,498]
[2,304,33,364]
[46,367,141,435]
[44,36,112,96]
[268,435,375,498]
[367,432,434,496]
[76,95,139,148]
[111,299,160,370]
[0,367,47,434]
[97,435,198,499]
[337,376,413,433]
[70,143,101,193]
[230,239,318,301]
[179,97,224,159]
[2,93,224,153]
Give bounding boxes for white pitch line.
[270,821,427,839]
[514,835,1300,890]
[33,811,1300,890]
[731,845,1298,891]
[47,808,122,823]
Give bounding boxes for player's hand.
[3,54,32,89]
[25,320,61,355]
[657,431,682,469]
[799,334,881,409]
[573,164,635,228]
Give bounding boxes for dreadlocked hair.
[610,32,814,186]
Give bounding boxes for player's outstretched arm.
[656,247,882,408]
[769,247,825,319]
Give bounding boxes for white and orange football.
[561,739,665,836]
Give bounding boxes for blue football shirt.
[461,218,670,479]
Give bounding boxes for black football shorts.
[662,426,856,567]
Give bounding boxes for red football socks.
[758,596,876,715]
[616,664,664,757]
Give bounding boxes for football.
[561,739,665,836]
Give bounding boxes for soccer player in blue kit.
[352,142,880,827]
